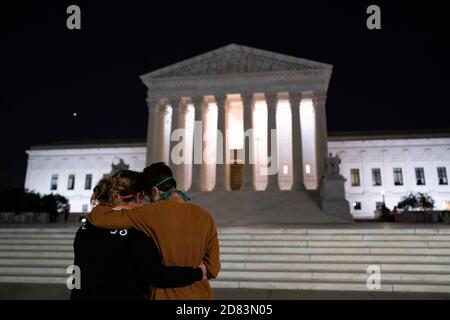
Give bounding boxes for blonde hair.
[91,170,143,207]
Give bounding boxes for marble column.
[190,96,204,191]
[151,100,169,164]
[241,93,254,191]
[201,101,210,189]
[160,103,171,164]
[290,92,306,191]
[178,103,189,191]
[146,100,162,166]
[214,95,227,191]
[265,93,279,191]
[169,98,182,182]
[313,91,329,185]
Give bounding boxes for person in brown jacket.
[87,162,220,300]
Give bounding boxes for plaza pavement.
[0,284,449,300]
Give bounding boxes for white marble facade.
[22,45,450,219]
[25,44,336,215]
[25,143,146,213]
[329,133,450,219]
[25,133,450,217]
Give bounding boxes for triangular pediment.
[141,44,331,80]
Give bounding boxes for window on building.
[352,202,362,210]
[437,167,448,185]
[50,175,58,191]
[351,169,360,187]
[372,168,382,186]
[85,174,93,190]
[68,174,75,190]
[415,168,426,185]
[82,204,89,212]
[393,168,404,186]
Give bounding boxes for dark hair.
[143,162,176,192]
[91,170,144,206]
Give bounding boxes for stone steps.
[1,226,450,293]
[3,252,450,264]
[218,271,450,283]
[210,281,450,293]
[0,251,74,258]
[221,254,450,264]
[218,228,450,235]
[2,254,450,265]
[2,227,449,234]
[221,247,450,255]
[3,232,450,241]
[0,260,448,274]
[2,246,450,256]
[1,268,449,284]
[3,238,450,248]
[218,234,450,241]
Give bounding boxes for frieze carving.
[140,45,333,100]
[145,69,326,88]
[155,50,321,79]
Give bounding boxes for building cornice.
[328,129,450,142]
[144,70,331,100]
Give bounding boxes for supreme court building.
[24,45,450,224]
[141,44,330,194]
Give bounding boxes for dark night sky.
[1,1,449,189]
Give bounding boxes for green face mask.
[152,177,191,202]
[160,189,191,201]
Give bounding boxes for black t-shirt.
[70,221,202,300]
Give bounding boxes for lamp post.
[381,190,386,207]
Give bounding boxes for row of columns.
[146,91,328,191]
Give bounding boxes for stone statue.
[324,153,341,177]
[104,158,129,177]
[319,153,352,220]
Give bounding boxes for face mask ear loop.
[152,177,191,202]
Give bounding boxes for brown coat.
[87,200,220,300]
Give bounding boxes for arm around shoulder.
[87,204,156,230]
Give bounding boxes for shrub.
[0,188,69,216]
[398,192,435,211]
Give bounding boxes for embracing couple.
[70,162,220,300]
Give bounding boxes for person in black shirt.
[70,170,206,300]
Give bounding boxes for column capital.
[146,98,165,109]
[148,104,162,113]
[191,96,205,107]
[312,90,328,101]
[265,92,278,107]
[289,91,302,103]
[214,94,228,105]
[241,93,254,106]
[169,98,182,110]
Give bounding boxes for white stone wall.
[328,137,450,219]
[24,136,450,218]
[24,147,146,213]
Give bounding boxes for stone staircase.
[1,226,450,293]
